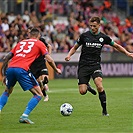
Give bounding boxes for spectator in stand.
[111,12,120,26]
[125,17,132,28]
[7,12,16,24]
[0,37,4,52]
[29,0,35,13]
[1,17,9,32]
[100,0,112,12]
[22,10,30,24]
[45,21,55,37]
[43,9,53,23]
[0,18,5,37]
[3,38,11,52]
[39,0,47,21]
[30,11,40,27]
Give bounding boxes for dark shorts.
[6,67,39,91]
[30,62,48,79]
[78,65,103,85]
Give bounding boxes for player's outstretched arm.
[113,42,133,59]
[65,44,79,61]
[45,54,61,74]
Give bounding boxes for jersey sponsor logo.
[86,42,102,48]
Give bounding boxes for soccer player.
[65,16,133,116]
[0,28,61,124]
[30,36,52,101]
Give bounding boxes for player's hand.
[65,56,70,61]
[56,68,62,74]
[128,53,133,59]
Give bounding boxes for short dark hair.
[89,16,101,24]
[30,28,40,37]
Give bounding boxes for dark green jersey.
[77,31,114,66]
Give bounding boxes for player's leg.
[17,69,43,124]
[87,83,97,95]
[78,66,96,95]
[92,71,109,116]
[40,61,49,92]
[38,75,49,101]
[0,68,16,111]
[78,79,96,95]
[78,84,88,95]
[43,76,49,92]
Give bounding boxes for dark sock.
[43,77,48,86]
[87,84,97,95]
[42,89,47,97]
[98,90,107,114]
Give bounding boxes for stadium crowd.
[0,0,133,53]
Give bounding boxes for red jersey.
[9,38,48,71]
[39,0,46,12]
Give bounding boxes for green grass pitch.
[0,78,133,133]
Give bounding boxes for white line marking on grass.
[47,87,130,93]
[48,88,78,93]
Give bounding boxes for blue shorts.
[5,67,39,91]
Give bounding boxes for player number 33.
[16,41,35,54]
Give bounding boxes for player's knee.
[36,91,43,97]
[79,85,87,95]
[40,93,44,97]
[97,86,104,92]
[79,89,87,95]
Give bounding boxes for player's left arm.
[1,52,13,85]
[47,44,52,55]
[1,52,13,76]
[113,42,133,58]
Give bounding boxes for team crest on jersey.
[99,38,104,42]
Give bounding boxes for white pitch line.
[47,88,78,93]
[47,87,130,93]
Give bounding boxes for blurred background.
[0,0,133,80]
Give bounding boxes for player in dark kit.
[65,16,133,116]
[30,36,51,101]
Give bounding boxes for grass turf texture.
[0,78,133,133]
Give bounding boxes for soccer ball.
[60,103,73,116]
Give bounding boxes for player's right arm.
[65,43,79,61]
[45,54,61,74]
[113,42,133,58]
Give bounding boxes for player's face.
[89,21,100,34]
